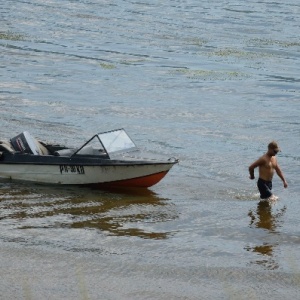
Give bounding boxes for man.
[249,141,288,200]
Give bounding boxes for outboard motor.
[11,131,41,155]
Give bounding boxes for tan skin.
[249,148,288,188]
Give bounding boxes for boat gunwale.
[0,153,177,167]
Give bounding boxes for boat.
[0,129,178,188]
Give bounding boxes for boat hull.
[0,128,178,188]
[0,161,175,188]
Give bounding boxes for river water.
[1,0,300,299]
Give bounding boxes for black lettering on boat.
[76,165,85,174]
[59,165,85,174]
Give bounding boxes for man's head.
[268,141,280,155]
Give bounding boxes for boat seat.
[0,140,15,153]
[54,146,104,157]
[35,140,51,155]
[54,148,75,157]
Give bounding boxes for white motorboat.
[0,129,178,188]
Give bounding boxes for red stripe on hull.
[89,171,169,188]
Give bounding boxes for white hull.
[0,162,174,188]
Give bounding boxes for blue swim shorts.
[257,178,272,199]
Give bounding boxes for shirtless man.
[249,141,288,200]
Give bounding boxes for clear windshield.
[98,129,137,154]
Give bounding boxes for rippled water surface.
[1,0,300,299]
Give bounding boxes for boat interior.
[0,132,49,155]
[0,131,109,158]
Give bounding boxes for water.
[1,0,300,298]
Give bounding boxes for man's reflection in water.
[246,200,286,270]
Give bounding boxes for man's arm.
[275,164,288,188]
[249,157,263,180]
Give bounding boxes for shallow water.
[1,0,300,299]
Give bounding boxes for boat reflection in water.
[246,200,286,270]
[0,180,178,243]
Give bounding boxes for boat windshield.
[72,129,137,158]
[98,129,137,154]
